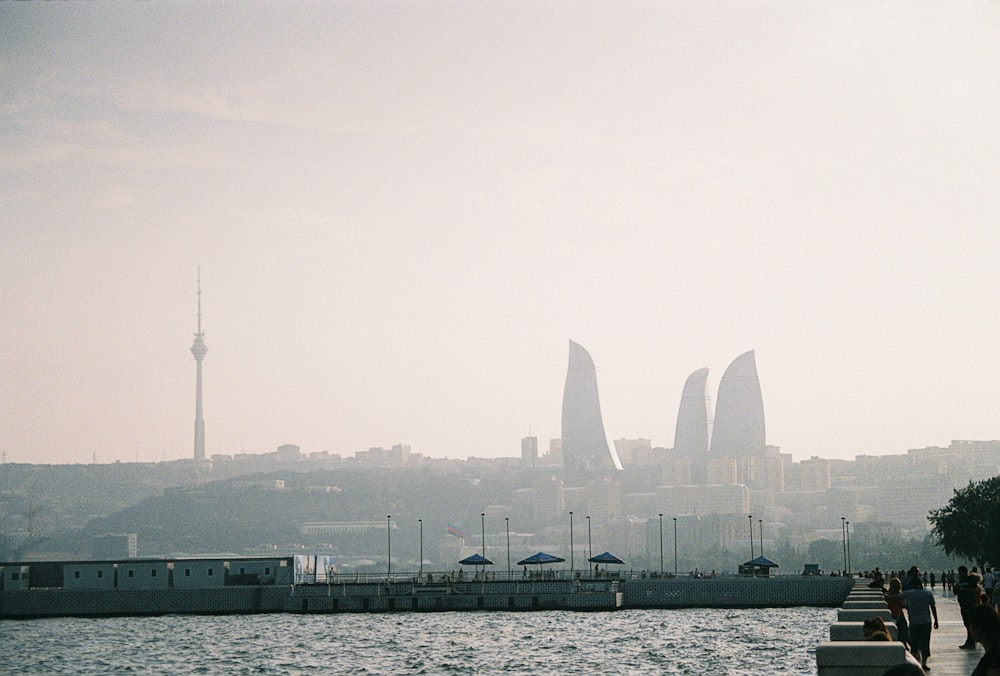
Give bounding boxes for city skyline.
[2,3,999,465]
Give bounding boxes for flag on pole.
[446,523,465,540]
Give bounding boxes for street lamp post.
[481,513,486,561]
[846,520,852,575]
[418,518,423,577]
[586,515,592,563]
[569,511,574,572]
[758,519,763,558]
[658,513,664,575]
[673,517,678,577]
[841,517,847,575]
[505,516,511,578]
[387,514,392,578]
[748,515,754,576]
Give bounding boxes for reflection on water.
[1,607,834,674]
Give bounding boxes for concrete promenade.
[817,580,990,675]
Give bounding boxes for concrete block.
[816,641,907,676]
[837,608,893,622]
[830,621,898,641]
[843,599,889,609]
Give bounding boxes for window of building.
[184,568,191,577]
[207,569,213,576]
[128,570,134,578]
[74,571,81,579]
[151,569,157,577]
[11,573,19,580]
[265,567,270,575]
[97,570,104,579]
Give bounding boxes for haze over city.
[2,2,999,466]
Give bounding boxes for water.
[0,607,835,674]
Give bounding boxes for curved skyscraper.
[673,367,712,458]
[561,340,623,475]
[709,350,765,458]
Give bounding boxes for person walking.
[886,577,911,652]
[957,565,984,649]
[897,576,938,671]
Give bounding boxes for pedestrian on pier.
[897,576,938,671]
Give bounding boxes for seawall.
[623,576,854,608]
[1,576,853,619]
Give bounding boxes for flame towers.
[561,340,623,475]
[673,367,712,458]
[709,350,765,459]
[190,271,208,461]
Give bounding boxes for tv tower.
[191,269,208,461]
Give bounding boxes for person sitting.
[864,617,893,642]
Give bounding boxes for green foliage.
[929,475,1000,568]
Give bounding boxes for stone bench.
[842,599,889,609]
[816,641,908,676]
[829,621,898,641]
[837,608,893,622]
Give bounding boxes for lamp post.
[841,517,847,575]
[569,511,574,572]
[758,519,763,558]
[387,514,392,578]
[505,517,511,578]
[481,513,486,561]
[658,513,664,575]
[673,517,678,577]
[846,520,852,575]
[748,515,754,575]
[586,515,592,563]
[418,518,423,577]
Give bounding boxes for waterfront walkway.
[905,588,982,676]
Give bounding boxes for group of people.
[864,564,1000,675]
[866,566,999,600]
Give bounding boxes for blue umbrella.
[459,553,494,566]
[517,552,565,566]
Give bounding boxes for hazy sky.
[3,2,999,465]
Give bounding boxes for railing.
[297,568,803,585]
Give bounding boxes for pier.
[1,556,856,618]
[816,578,986,675]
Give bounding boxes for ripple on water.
[1,607,834,675]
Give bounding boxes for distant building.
[655,483,750,517]
[709,351,765,483]
[613,438,651,467]
[92,533,137,560]
[560,340,623,475]
[800,456,832,491]
[355,444,412,466]
[674,367,712,454]
[520,436,538,468]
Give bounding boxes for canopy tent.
[517,552,565,566]
[741,555,779,577]
[587,551,625,565]
[458,553,494,566]
[744,555,779,568]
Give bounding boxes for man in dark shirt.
[957,565,983,649]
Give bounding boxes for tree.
[929,476,1000,568]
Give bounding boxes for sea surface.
[0,607,835,675]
